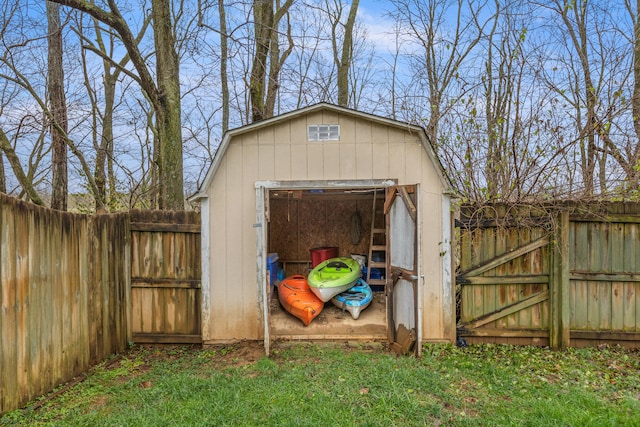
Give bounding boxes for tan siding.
[420,190,446,339]
[257,135,275,179]
[241,144,261,339]
[306,111,324,125]
[388,140,407,183]
[355,118,372,144]
[339,143,357,179]
[274,121,290,143]
[258,125,275,145]
[307,143,324,180]
[355,142,373,179]
[322,110,340,124]
[290,117,307,144]
[274,121,292,180]
[371,141,390,179]
[274,144,292,180]
[340,115,356,142]
[203,108,451,343]
[291,144,309,179]
[372,122,388,143]
[405,142,423,183]
[322,144,340,178]
[225,143,245,337]
[209,152,228,338]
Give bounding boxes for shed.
[190,103,455,355]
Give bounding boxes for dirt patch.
[203,341,267,367]
[102,340,390,377]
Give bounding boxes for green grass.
[2,342,640,426]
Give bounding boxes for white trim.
[255,179,397,190]
[416,184,423,357]
[441,193,454,342]
[200,196,211,342]
[256,186,270,355]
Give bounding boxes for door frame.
[255,179,398,355]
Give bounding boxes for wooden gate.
[457,210,552,346]
[130,210,202,343]
[457,203,640,348]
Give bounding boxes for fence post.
[550,211,570,349]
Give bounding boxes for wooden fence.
[129,210,201,343]
[457,203,640,348]
[0,194,130,414]
[6,193,640,413]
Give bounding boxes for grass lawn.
[1,341,639,426]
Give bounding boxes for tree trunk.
[47,0,68,211]
[633,0,640,143]
[218,0,229,133]
[250,0,274,122]
[0,149,5,193]
[337,0,359,107]
[152,0,184,209]
[630,0,640,189]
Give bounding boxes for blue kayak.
[331,278,373,320]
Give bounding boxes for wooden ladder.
[366,189,387,288]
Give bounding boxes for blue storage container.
[267,253,279,285]
[369,268,383,280]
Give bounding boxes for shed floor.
[269,290,387,340]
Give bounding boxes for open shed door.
[385,185,421,356]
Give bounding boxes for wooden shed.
[190,103,455,355]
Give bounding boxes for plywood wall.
[268,196,379,276]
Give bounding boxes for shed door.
[385,185,420,356]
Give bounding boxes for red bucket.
[310,247,339,267]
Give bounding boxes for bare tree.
[47,1,68,210]
[50,0,185,209]
[539,0,633,196]
[328,0,359,106]
[250,0,294,122]
[0,1,105,209]
[73,11,151,210]
[623,0,640,191]
[218,0,230,132]
[0,150,5,193]
[391,0,492,146]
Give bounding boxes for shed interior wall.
[267,189,387,339]
[268,192,379,276]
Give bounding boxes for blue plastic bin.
[267,253,279,285]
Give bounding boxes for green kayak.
[308,257,362,302]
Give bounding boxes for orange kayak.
[277,275,324,326]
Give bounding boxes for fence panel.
[0,194,129,415]
[458,203,640,348]
[568,203,640,347]
[129,210,201,343]
[457,206,551,346]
